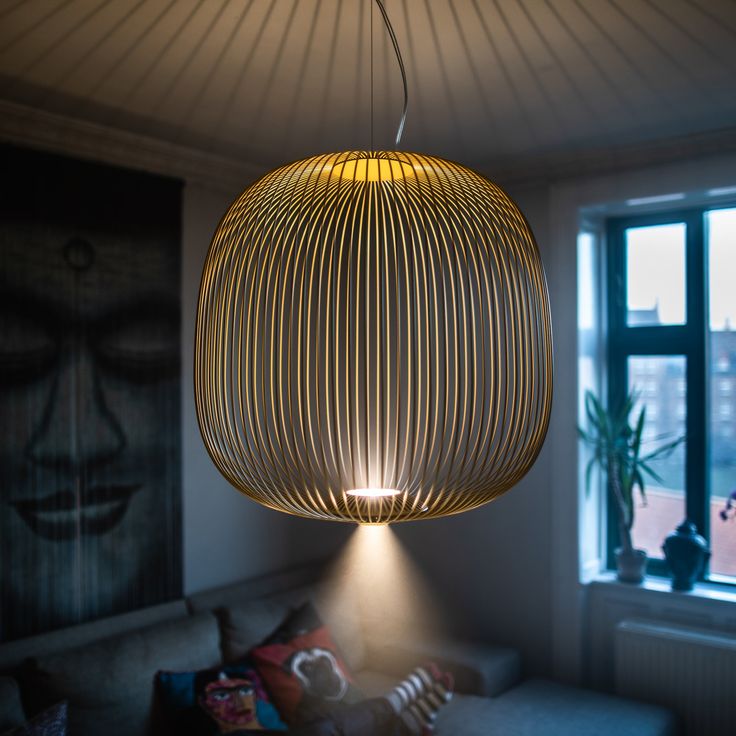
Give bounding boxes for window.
[607,205,736,582]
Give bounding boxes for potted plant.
[578,390,684,583]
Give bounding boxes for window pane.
[628,356,686,559]
[707,207,736,578]
[626,223,686,326]
[578,232,596,332]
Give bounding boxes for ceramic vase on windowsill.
[662,520,710,591]
[578,390,685,585]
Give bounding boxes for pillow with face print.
[250,602,362,725]
[156,661,286,734]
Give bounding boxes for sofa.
[0,562,676,735]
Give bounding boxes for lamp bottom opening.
[346,488,401,498]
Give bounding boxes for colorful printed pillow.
[4,702,67,736]
[250,601,362,725]
[156,661,287,734]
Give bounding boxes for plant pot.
[615,547,647,584]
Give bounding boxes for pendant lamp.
[194,4,552,525]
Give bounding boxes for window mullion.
[684,211,708,562]
[610,327,691,355]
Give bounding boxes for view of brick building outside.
[628,307,736,578]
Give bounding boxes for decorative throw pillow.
[250,601,362,725]
[156,661,287,734]
[4,702,67,736]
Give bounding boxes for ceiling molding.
[0,99,265,194]
[3,98,736,201]
[489,126,736,190]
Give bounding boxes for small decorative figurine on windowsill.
[662,520,711,592]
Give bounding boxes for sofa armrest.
[364,635,521,698]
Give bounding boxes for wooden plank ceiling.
[1,0,735,176]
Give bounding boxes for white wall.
[392,455,554,676]
[181,181,351,595]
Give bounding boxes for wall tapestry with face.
[0,144,182,641]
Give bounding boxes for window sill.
[590,570,736,605]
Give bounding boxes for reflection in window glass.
[577,230,603,570]
[578,232,595,332]
[628,356,686,559]
[708,208,736,578]
[577,231,599,429]
[626,223,686,326]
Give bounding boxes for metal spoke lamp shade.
[195,151,552,524]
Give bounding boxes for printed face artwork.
[200,675,263,732]
[289,647,349,701]
[0,145,182,640]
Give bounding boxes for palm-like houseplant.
[579,389,684,583]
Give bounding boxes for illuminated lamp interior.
[346,488,401,498]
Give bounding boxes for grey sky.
[626,208,735,331]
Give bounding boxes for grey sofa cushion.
[186,562,324,615]
[0,676,26,732]
[435,679,676,736]
[22,612,221,736]
[0,599,187,673]
[221,597,292,663]
[365,635,521,697]
[221,584,365,671]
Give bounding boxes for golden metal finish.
[195,151,552,524]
